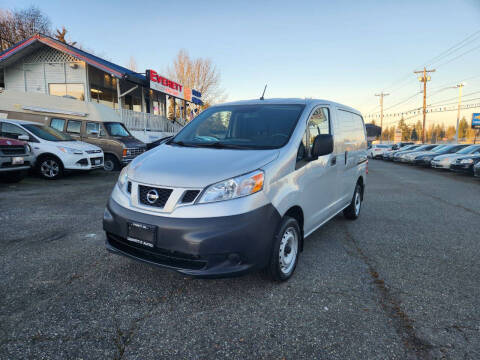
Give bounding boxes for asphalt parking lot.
[1,162,479,360]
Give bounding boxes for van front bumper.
[103,198,281,278]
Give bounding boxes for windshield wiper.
[169,140,198,147]
[191,142,248,149]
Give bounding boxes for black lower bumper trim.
[103,198,282,277]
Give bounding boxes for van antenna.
[260,84,267,100]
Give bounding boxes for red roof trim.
[0,35,39,60]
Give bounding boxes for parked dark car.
[145,136,173,150]
[413,144,467,167]
[450,154,480,175]
[0,137,35,183]
[382,144,420,161]
[391,142,414,150]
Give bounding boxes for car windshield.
[23,124,74,141]
[401,145,417,151]
[411,145,430,151]
[104,122,131,137]
[457,145,479,154]
[375,145,390,148]
[170,104,306,149]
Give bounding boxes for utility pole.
[414,67,435,143]
[454,83,465,142]
[375,92,389,143]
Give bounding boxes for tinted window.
[104,122,130,137]
[22,124,74,141]
[66,120,82,134]
[457,145,480,154]
[172,104,305,149]
[50,118,65,132]
[1,122,29,139]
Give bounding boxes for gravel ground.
[0,162,479,359]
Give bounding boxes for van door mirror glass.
[311,134,334,159]
[18,134,29,141]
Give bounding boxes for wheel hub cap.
[279,227,298,275]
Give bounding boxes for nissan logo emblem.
[146,189,159,204]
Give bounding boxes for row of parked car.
[0,118,146,183]
[367,142,480,177]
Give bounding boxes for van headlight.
[117,166,129,193]
[197,170,264,204]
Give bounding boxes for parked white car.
[367,144,392,159]
[0,119,104,179]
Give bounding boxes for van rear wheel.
[344,183,362,220]
[267,217,300,281]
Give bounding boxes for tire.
[104,154,119,172]
[0,170,27,183]
[344,183,362,220]
[38,156,63,180]
[267,217,301,281]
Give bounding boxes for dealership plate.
[94,159,101,165]
[127,222,156,248]
[12,157,24,165]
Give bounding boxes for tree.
[55,26,76,46]
[0,6,52,51]
[167,49,227,106]
[411,128,418,141]
[458,116,469,140]
[397,118,410,141]
[127,56,137,72]
[446,125,456,141]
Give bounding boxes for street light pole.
[454,83,465,143]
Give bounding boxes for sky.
[2,0,480,128]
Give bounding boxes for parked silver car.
[430,144,472,169]
[103,99,367,281]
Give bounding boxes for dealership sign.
[146,69,202,104]
[472,113,480,129]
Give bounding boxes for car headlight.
[117,166,129,193]
[197,170,264,204]
[460,159,474,164]
[57,146,83,155]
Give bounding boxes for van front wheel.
[267,217,300,281]
[104,154,119,172]
[344,184,362,220]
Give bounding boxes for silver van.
[103,99,367,281]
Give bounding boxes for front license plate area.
[127,222,156,248]
[12,157,24,165]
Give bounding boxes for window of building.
[50,118,66,132]
[49,83,85,100]
[66,120,81,134]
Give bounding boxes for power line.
[425,29,480,67]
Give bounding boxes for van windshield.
[23,124,74,142]
[170,104,305,149]
[104,122,131,137]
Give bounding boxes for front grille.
[76,158,88,166]
[181,190,200,203]
[138,185,172,208]
[0,145,25,155]
[86,149,102,154]
[127,148,145,157]
[107,233,207,270]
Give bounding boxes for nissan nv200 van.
[103,99,367,281]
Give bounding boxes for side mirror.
[18,134,29,141]
[311,134,334,159]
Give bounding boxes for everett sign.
[146,70,201,103]
[472,113,480,129]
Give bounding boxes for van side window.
[50,118,65,132]
[307,107,330,155]
[66,120,81,134]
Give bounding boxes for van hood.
[115,136,146,148]
[129,144,279,188]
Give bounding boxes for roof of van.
[216,98,362,114]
